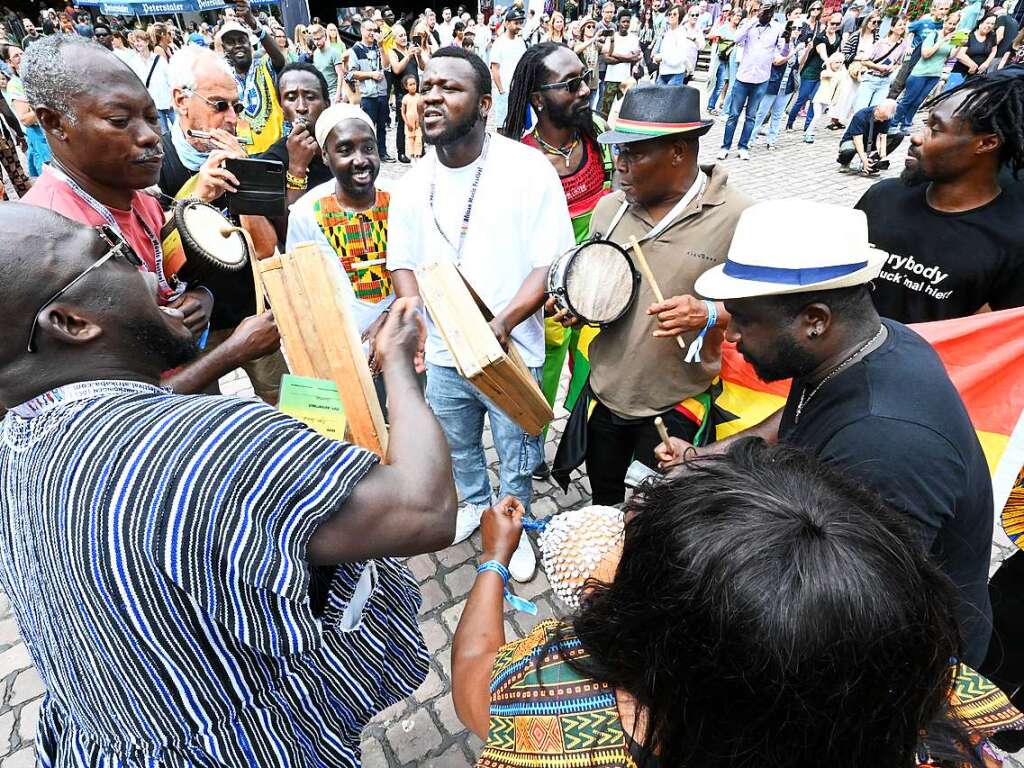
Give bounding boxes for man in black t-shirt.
[855,74,1024,323]
[660,199,995,667]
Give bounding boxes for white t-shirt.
[605,32,640,82]
[490,34,527,91]
[387,133,575,368]
[286,178,395,335]
[119,50,173,110]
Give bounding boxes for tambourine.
[546,238,640,326]
[160,199,249,284]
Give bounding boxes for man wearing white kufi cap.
[286,103,395,377]
[657,198,994,668]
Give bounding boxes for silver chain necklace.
[795,325,886,423]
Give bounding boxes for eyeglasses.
[27,226,144,353]
[537,68,592,92]
[184,87,245,115]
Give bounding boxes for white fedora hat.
[694,200,889,301]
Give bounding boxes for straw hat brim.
[694,247,889,301]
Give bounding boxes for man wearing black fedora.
[550,84,751,505]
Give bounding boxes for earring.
[808,329,819,338]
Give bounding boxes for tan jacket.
[588,163,751,419]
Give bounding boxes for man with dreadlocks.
[502,42,614,479]
[855,71,1024,324]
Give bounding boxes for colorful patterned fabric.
[235,57,284,155]
[479,619,640,768]
[313,188,393,304]
[949,663,1024,738]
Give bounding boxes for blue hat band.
[722,260,868,286]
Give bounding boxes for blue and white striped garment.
[0,381,429,767]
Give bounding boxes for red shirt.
[23,167,164,278]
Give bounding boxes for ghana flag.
[562,307,1024,525]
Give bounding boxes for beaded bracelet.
[286,170,308,190]
[477,560,537,615]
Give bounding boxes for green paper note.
[278,374,347,439]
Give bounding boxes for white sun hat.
[694,199,889,301]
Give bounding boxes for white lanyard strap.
[46,163,184,302]
[9,380,167,419]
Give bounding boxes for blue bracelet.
[477,560,538,615]
[684,300,717,364]
[521,515,548,532]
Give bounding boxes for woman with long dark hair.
[453,439,1018,767]
[945,13,999,91]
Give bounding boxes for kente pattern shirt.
[0,382,428,767]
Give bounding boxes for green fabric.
[540,323,572,439]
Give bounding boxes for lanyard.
[47,163,184,302]
[9,380,168,419]
[429,134,490,265]
[604,169,707,242]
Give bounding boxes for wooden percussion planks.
[414,260,553,436]
[257,243,389,456]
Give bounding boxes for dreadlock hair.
[927,70,1024,178]
[501,41,598,141]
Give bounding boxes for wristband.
[286,170,308,190]
[684,300,717,364]
[477,560,537,615]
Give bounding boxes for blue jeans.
[893,74,939,130]
[425,362,542,511]
[753,89,791,146]
[852,75,891,113]
[157,108,176,134]
[708,58,730,109]
[360,95,389,156]
[657,72,687,85]
[787,77,819,130]
[722,79,768,150]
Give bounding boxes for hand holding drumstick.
[630,237,718,344]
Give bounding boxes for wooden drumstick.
[629,236,687,351]
[654,416,671,447]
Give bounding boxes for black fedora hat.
[598,84,714,144]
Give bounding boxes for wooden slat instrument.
[414,259,553,436]
[256,241,388,456]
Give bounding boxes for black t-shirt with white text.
[778,320,993,666]
[855,178,1024,323]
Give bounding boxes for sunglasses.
[185,88,245,115]
[537,68,592,93]
[27,226,144,353]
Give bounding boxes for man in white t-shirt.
[601,10,641,116]
[489,7,527,131]
[437,6,455,46]
[388,48,575,582]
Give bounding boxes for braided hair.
[927,69,1024,177]
[501,41,597,142]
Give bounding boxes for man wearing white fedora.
[657,198,994,667]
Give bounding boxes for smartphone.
[223,157,286,217]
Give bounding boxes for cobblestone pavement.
[1,100,1017,767]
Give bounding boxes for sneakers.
[531,461,551,481]
[508,532,537,582]
[838,164,852,174]
[803,134,815,144]
[766,143,777,152]
[738,149,750,161]
[716,148,730,160]
[452,502,486,544]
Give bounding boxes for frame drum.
[161,200,249,284]
[547,239,639,326]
